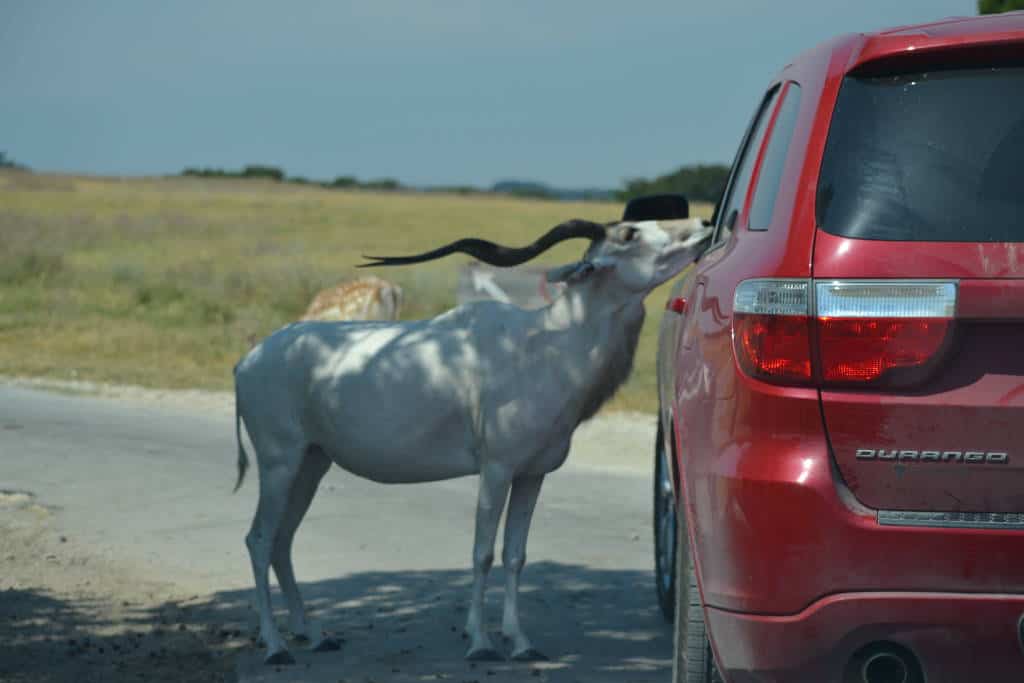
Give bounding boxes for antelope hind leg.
[270,447,340,652]
[246,452,301,665]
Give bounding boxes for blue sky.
[1,1,976,188]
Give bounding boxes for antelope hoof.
[465,647,504,662]
[264,648,296,666]
[511,648,549,662]
[312,636,341,652]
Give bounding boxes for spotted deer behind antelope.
[300,276,403,322]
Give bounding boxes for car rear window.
[816,64,1024,242]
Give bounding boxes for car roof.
[782,11,1024,82]
[872,10,1024,40]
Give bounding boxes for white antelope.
[233,216,712,665]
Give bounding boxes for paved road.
[0,384,673,682]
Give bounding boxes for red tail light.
[733,279,957,388]
[817,318,951,383]
[734,314,812,382]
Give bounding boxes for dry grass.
[0,170,712,413]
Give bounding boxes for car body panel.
[657,273,695,469]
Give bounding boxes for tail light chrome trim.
[734,279,810,316]
[815,280,957,319]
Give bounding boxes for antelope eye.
[622,226,639,242]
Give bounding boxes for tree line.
[0,151,28,171]
[180,165,402,191]
[176,163,731,204]
[978,0,1024,13]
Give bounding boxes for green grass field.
[0,170,711,413]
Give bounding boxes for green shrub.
[362,178,401,191]
[135,282,186,307]
[241,165,285,181]
[327,176,358,188]
[618,164,730,204]
[0,249,65,284]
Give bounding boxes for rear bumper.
[706,592,1024,683]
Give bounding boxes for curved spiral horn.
[358,219,608,268]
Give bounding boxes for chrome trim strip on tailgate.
[878,510,1024,530]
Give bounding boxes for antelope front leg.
[464,463,512,661]
[501,474,546,660]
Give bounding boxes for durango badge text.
[855,449,1010,464]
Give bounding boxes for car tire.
[653,422,676,622]
[672,490,723,683]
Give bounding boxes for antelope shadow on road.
[1,562,673,683]
[227,561,673,682]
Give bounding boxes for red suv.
[650,13,1024,683]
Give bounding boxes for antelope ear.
[545,258,613,283]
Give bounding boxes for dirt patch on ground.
[0,497,243,683]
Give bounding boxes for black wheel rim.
[655,443,676,594]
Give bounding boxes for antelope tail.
[233,369,249,493]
